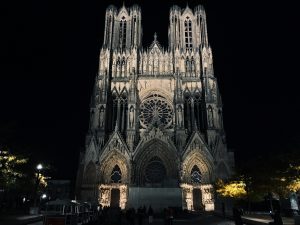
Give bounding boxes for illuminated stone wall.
[99,184,128,209]
[181,183,214,211]
[76,3,234,211]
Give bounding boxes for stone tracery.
[140,93,173,129]
[77,3,234,211]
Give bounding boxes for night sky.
[1,0,300,180]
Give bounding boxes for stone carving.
[78,4,234,211]
[99,106,105,127]
[129,106,135,128]
[99,188,110,207]
[106,136,126,154]
[142,127,169,143]
[140,94,173,129]
[177,105,183,127]
[207,106,214,127]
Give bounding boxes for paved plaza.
[2,211,297,225]
[27,214,234,225]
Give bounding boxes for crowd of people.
[95,205,175,225]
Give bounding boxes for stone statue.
[129,106,135,128]
[211,81,217,101]
[208,107,214,127]
[177,106,183,127]
[99,107,105,127]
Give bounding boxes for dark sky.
[1,0,300,180]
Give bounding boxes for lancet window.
[184,92,204,133]
[111,165,122,183]
[105,15,112,45]
[111,92,128,134]
[119,17,127,50]
[191,165,202,184]
[184,17,193,50]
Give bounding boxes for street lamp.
[33,163,43,208]
[37,164,43,170]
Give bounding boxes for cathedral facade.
[76,4,234,211]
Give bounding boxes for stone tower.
[76,4,234,211]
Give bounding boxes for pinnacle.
[154,32,157,41]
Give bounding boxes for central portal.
[110,189,120,207]
[127,187,182,211]
[134,138,179,188]
[129,135,181,210]
[145,156,166,186]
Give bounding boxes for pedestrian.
[168,207,174,225]
[269,209,283,225]
[222,202,225,218]
[163,208,168,225]
[138,206,144,225]
[232,207,243,225]
[129,208,136,225]
[148,205,154,224]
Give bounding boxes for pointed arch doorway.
[110,189,120,207]
[192,188,202,210]
[98,152,130,209]
[127,138,182,210]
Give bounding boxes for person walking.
[221,202,226,218]
[269,210,283,225]
[168,207,174,225]
[232,207,243,225]
[148,205,154,224]
[138,206,144,225]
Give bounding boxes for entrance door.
[193,188,202,210]
[110,189,120,207]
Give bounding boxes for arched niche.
[99,151,130,184]
[182,151,214,184]
[134,139,179,186]
[83,161,96,184]
[111,165,122,183]
[190,165,202,184]
[216,161,229,180]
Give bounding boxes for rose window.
[140,94,173,129]
[145,157,166,183]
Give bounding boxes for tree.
[0,147,28,190]
[215,179,247,199]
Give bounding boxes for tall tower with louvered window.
[76,4,234,211]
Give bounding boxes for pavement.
[242,214,295,225]
[215,210,296,225]
[0,214,43,225]
[0,211,297,225]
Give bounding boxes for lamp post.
[268,192,274,213]
[33,164,43,208]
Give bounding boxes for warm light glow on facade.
[99,184,128,209]
[180,183,214,211]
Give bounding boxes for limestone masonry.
[76,3,234,211]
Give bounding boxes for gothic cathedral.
[76,4,234,211]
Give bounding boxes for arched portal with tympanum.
[181,150,215,211]
[134,139,179,187]
[182,151,213,184]
[98,150,130,209]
